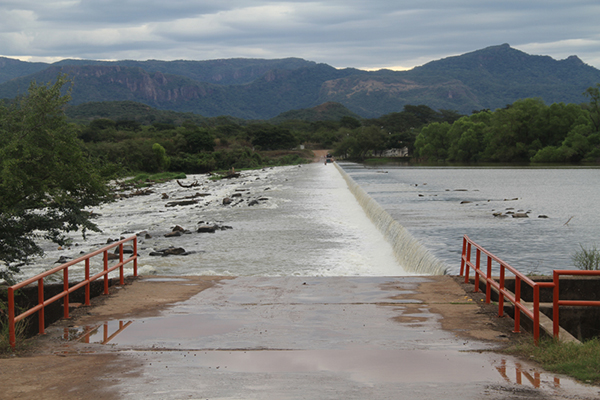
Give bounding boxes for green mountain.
[1,44,599,119]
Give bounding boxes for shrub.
[572,244,600,270]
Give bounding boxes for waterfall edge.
[334,163,447,275]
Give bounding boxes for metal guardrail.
[7,235,138,349]
[552,269,600,338]
[460,234,600,343]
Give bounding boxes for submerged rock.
[165,199,199,207]
[512,212,529,218]
[149,247,189,256]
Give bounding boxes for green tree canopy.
[0,75,110,282]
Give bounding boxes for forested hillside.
[1,44,599,118]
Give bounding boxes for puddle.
[118,348,600,399]
[69,315,244,345]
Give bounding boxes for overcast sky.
[1,1,599,70]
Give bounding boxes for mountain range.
[1,44,599,119]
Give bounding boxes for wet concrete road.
[54,276,600,399]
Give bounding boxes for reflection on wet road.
[58,276,600,399]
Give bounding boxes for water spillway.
[335,163,447,275]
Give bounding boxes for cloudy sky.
[1,1,599,70]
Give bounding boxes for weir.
[335,163,447,275]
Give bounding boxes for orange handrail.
[7,235,138,349]
[461,235,553,343]
[552,270,600,338]
[461,235,600,343]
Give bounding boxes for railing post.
[133,237,138,277]
[460,236,467,276]
[85,258,91,306]
[514,276,521,333]
[464,241,472,283]
[8,287,16,349]
[103,250,109,295]
[486,255,492,303]
[553,271,560,339]
[119,243,124,286]
[474,248,481,293]
[63,266,69,319]
[38,277,45,335]
[498,265,505,317]
[533,285,540,344]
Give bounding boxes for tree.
[249,124,298,150]
[0,75,110,283]
[152,143,171,171]
[180,122,215,153]
[583,83,600,132]
[414,122,451,160]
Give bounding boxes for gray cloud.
[0,1,599,70]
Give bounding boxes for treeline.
[79,118,310,174]
[413,85,600,163]
[76,103,463,175]
[74,83,600,173]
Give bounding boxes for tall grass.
[505,338,600,384]
[0,299,28,353]
[572,244,600,270]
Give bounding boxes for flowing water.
[15,163,414,282]
[339,163,600,275]
[12,162,598,282]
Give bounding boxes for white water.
[14,163,417,282]
[335,164,447,275]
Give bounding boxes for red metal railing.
[460,234,553,343]
[552,270,600,338]
[461,235,600,343]
[7,235,138,349]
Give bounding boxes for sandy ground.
[0,274,529,400]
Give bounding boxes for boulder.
[197,225,217,233]
[149,247,188,256]
[165,200,199,207]
[512,212,529,218]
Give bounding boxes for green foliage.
[572,244,600,270]
[414,88,600,164]
[506,338,600,384]
[152,143,170,171]
[0,74,110,282]
[180,123,215,153]
[249,124,299,150]
[123,172,187,187]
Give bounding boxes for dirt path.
[312,149,331,162]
